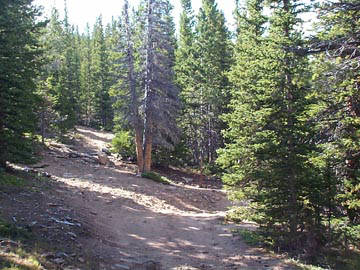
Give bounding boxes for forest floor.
[0,126,299,270]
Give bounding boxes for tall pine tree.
[79,23,95,126]
[141,0,180,172]
[112,0,145,171]
[307,0,360,248]
[180,0,232,167]
[92,16,113,130]
[0,0,45,167]
[41,5,81,134]
[218,0,323,253]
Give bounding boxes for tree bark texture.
[135,128,144,173]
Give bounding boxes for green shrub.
[111,130,136,159]
[225,204,263,224]
[141,171,171,185]
[232,228,264,246]
[0,173,26,187]
[0,219,30,239]
[330,218,360,249]
[7,135,39,165]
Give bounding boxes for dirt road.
[36,126,294,270]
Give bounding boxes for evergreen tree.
[92,16,113,130]
[141,0,180,172]
[112,0,145,171]
[79,23,95,126]
[61,7,82,129]
[0,0,45,167]
[308,0,360,247]
[175,0,195,100]
[218,0,322,253]
[111,0,179,172]
[175,0,196,164]
[39,8,65,134]
[55,3,81,131]
[41,5,81,133]
[181,0,232,167]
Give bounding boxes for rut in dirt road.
[36,126,295,270]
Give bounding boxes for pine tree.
[92,16,113,130]
[175,0,195,97]
[112,0,145,171]
[41,5,81,134]
[218,0,322,253]
[308,0,360,247]
[181,0,232,167]
[111,0,179,172]
[217,0,267,189]
[0,0,45,167]
[141,0,180,172]
[79,23,95,126]
[55,2,81,131]
[175,0,196,164]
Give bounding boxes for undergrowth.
[0,220,30,240]
[0,218,42,270]
[141,171,172,185]
[227,207,360,270]
[231,228,264,246]
[0,173,26,187]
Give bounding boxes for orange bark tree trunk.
[143,132,153,173]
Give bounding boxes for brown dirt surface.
[0,126,298,270]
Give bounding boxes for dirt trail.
[37,126,294,270]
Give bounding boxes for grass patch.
[0,220,30,240]
[232,228,264,246]
[287,259,328,270]
[141,171,172,185]
[0,219,39,270]
[225,205,262,224]
[0,173,26,188]
[0,248,43,270]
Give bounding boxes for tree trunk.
[0,158,5,170]
[41,110,45,144]
[143,131,153,173]
[135,127,144,173]
[141,0,154,173]
[0,119,6,169]
[282,0,299,241]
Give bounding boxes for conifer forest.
[1,0,360,269]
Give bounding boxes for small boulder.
[98,152,110,165]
